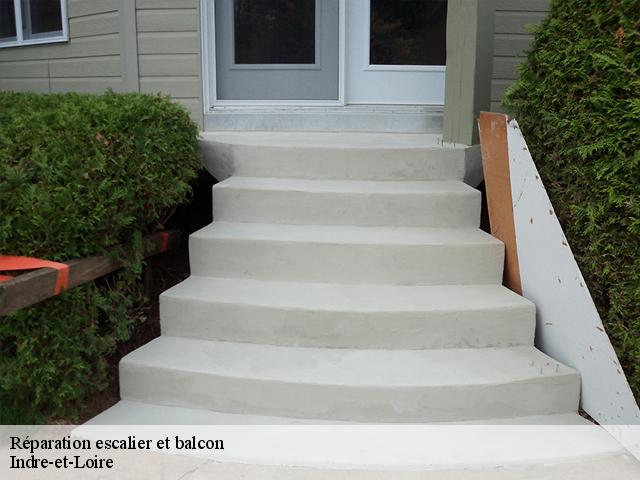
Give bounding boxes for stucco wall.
[491,0,551,111]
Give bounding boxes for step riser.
[211,186,480,227]
[188,237,505,285]
[201,141,468,181]
[160,297,535,349]
[119,364,580,423]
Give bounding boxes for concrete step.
[88,400,591,426]
[212,177,480,227]
[160,277,535,349]
[189,222,504,285]
[119,337,580,422]
[199,131,480,183]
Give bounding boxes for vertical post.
[443,0,496,145]
[120,0,140,92]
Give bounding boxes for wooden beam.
[478,111,523,294]
[0,230,181,316]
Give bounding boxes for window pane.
[21,0,63,40]
[370,0,447,66]
[0,0,17,40]
[234,0,315,64]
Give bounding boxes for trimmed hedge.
[0,92,201,420]
[504,0,640,399]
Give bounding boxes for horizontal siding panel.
[68,0,119,18]
[493,34,535,57]
[136,9,198,32]
[174,97,203,125]
[140,76,200,97]
[137,32,199,54]
[138,53,199,76]
[0,60,48,78]
[49,56,122,77]
[70,11,120,38]
[0,78,49,92]
[137,0,198,9]
[492,56,525,80]
[491,80,512,101]
[495,0,551,12]
[495,11,547,34]
[50,77,124,94]
[0,35,120,61]
[490,101,506,113]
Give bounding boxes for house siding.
[491,0,551,111]
[0,0,124,94]
[136,0,203,126]
[0,0,204,126]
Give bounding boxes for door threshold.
[204,105,443,134]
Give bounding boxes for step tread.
[215,177,477,195]
[86,400,592,426]
[121,337,577,387]
[201,131,451,149]
[191,222,501,246]
[162,277,533,313]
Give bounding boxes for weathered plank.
[0,230,181,316]
[478,112,522,294]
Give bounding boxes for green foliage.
[0,92,201,421]
[504,0,640,398]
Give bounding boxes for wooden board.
[478,111,523,294]
[0,230,180,316]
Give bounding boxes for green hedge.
[504,0,640,399]
[0,92,201,420]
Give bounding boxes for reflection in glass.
[21,0,63,39]
[0,0,17,40]
[370,0,447,66]
[234,0,316,64]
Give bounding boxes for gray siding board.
[137,9,199,32]
[137,32,200,54]
[495,0,551,11]
[492,56,524,80]
[137,0,198,9]
[68,0,120,18]
[139,54,199,76]
[0,61,48,78]
[135,1,203,126]
[491,1,551,108]
[140,76,200,97]
[495,11,546,34]
[0,78,49,92]
[49,56,122,77]
[50,77,124,93]
[0,35,120,62]
[69,11,120,38]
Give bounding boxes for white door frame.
[201,0,347,109]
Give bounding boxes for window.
[0,0,67,48]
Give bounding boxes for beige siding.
[0,0,203,127]
[491,0,551,111]
[0,2,124,94]
[136,0,203,126]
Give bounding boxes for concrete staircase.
[92,132,583,423]
[81,132,640,477]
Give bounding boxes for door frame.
[201,0,347,109]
